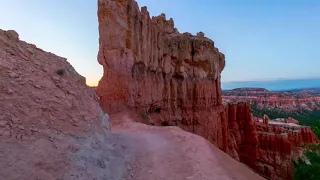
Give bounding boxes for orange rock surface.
[96,0,225,115]
[255,118,318,179]
[96,1,319,180]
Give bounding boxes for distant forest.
[250,104,320,126]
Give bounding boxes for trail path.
[110,112,265,180]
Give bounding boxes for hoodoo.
[96,0,229,146]
[96,0,319,179]
[97,0,259,175]
[97,0,225,116]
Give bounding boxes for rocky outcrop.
[97,0,265,176]
[96,1,318,179]
[223,88,320,112]
[0,29,132,179]
[97,0,225,114]
[254,119,319,179]
[97,0,230,154]
[223,103,259,170]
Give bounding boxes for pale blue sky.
[1,0,320,86]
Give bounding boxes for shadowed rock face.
[0,29,132,180]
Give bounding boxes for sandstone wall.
[255,120,318,179]
[96,0,263,175]
[223,103,259,169]
[97,0,229,151]
[96,1,318,180]
[97,0,225,114]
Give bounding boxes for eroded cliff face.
[96,0,261,172]
[97,0,230,153]
[254,117,319,180]
[96,0,318,179]
[97,0,262,175]
[223,103,259,169]
[97,0,225,115]
[225,104,319,180]
[223,88,320,112]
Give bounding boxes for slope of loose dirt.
[110,112,265,180]
[0,29,133,180]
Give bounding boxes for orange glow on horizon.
[86,81,98,87]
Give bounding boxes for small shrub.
[55,69,65,76]
[312,120,320,139]
[161,121,170,126]
[155,108,161,113]
[293,150,320,180]
[139,111,150,124]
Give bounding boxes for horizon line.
[222,77,320,83]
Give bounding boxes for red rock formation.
[97,0,256,159]
[287,117,299,124]
[97,0,263,175]
[263,114,270,125]
[97,0,228,152]
[97,0,225,114]
[224,103,259,170]
[225,104,319,180]
[254,120,318,180]
[96,1,318,180]
[223,88,320,113]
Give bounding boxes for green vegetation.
[293,151,320,180]
[304,144,320,151]
[250,104,288,119]
[311,121,320,139]
[250,103,320,126]
[138,110,151,125]
[292,111,320,126]
[139,110,149,120]
[250,103,320,179]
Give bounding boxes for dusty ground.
[0,29,133,180]
[110,112,265,180]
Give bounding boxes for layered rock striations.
[223,103,259,169]
[254,116,318,179]
[97,0,264,176]
[97,0,225,114]
[223,88,320,112]
[224,103,319,180]
[97,0,229,148]
[96,0,318,179]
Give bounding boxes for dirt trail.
[110,112,265,180]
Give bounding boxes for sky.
[1,0,320,86]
